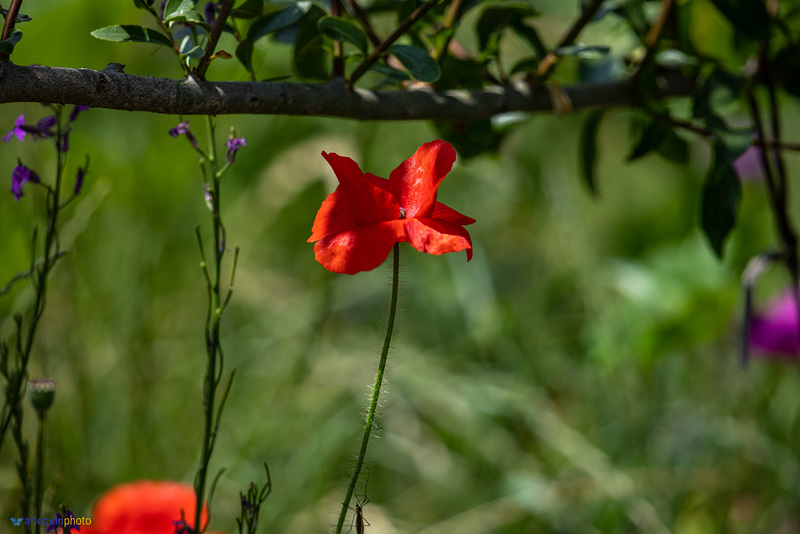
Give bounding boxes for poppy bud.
[28,378,56,416]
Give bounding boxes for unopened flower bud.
[28,378,56,415]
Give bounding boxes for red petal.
[308,189,358,242]
[89,481,214,534]
[389,140,456,219]
[314,220,407,274]
[432,201,476,226]
[320,151,399,227]
[405,218,473,261]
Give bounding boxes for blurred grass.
[1,1,800,533]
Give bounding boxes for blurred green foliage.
[1,1,800,533]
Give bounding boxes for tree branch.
[0,62,698,120]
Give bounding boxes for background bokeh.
[1,1,800,532]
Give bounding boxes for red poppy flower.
[78,480,224,534]
[308,140,475,274]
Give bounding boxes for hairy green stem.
[335,243,400,534]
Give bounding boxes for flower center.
[399,207,407,219]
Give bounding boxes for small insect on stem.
[346,471,371,534]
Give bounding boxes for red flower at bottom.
[79,481,224,534]
[308,140,476,274]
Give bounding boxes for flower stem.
[33,412,45,534]
[335,243,400,534]
[194,115,234,534]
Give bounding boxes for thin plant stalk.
[193,115,237,534]
[33,412,45,534]
[335,243,401,534]
[0,107,65,449]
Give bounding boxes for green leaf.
[580,110,604,196]
[707,116,752,165]
[511,21,546,59]
[390,44,441,83]
[164,0,194,21]
[90,25,172,47]
[692,69,744,121]
[709,0,771,41]
[627,116,668,161]
[476,3,540,60]
[1,8,32,22]
[317,16,368,54]
[179,35,205,59]
[369,64,410,81]
[700,142,742,258]
[0,28,22,55]
[293,5,328,81]
[166,11,212,33]
[236,38,254,73]
[656,127,689,164]
[554,44,611,58]
[627,116,689,164]
[655,49,698,69]
[231,0,263,19]
[248,4,307,41]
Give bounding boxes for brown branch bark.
[0,63,698,119]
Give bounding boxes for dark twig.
[747,89,800,353]
[331,0,345,78]
[645,105,800,152]
[0,63,699,118]
[0,0,23,60]
[759,42,800,353]
[196,0,236,80]
[349,0,441,85]
[345,0,382,47]
[534,0,606,81]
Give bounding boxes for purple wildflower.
[3,114,26,142]
[226,135,247,164]
[168,120,199,150]
[46,510,81,533]
[21,114,57,139]
[204,1,221,24]
[59,127,72,153]
[69,105,90,122]
[172,519,194,534]
[749,285,800,359]
[733,146,763,182]
[11,164,40,201]
[74,167,85,195]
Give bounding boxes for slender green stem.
[335,243,401,534]
[33,412,45,534]
[0,106,64,452]
[194,115,228,534]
